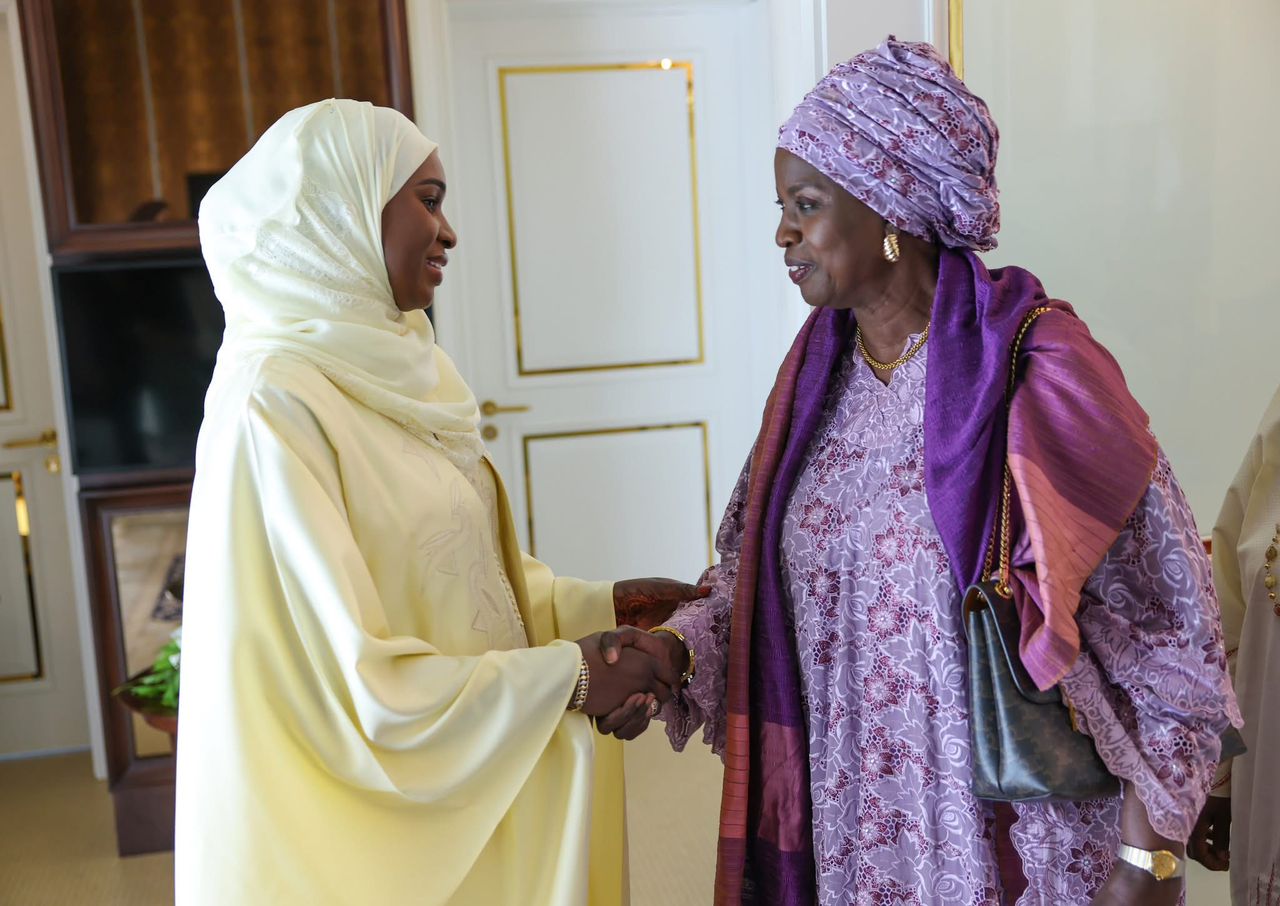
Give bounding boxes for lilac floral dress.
[662,339,1239,906]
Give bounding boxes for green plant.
[115,627,181,711]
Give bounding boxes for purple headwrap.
[778,37,1001,250]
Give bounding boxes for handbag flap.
[963,581,1060,705]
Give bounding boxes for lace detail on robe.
[660,341,1235,906]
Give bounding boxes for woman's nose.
[776,218,798,249]
[439,215,457,249]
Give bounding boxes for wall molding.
[497,61,705,375]
[522,421,714,564]
[451,0,756,22]
[947,0,963,78]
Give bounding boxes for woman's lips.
[788,263,814,285]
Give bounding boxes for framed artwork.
[80,480,190,855]
[109,509,187,758]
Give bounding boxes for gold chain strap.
[981,306,1053,595]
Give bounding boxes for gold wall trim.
[498,61,706,376]
[948,0,965,80]
[522,421,715,568]
[0,470,43,683]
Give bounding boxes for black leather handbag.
[963,578,1119,801]
[963,307,1119,802]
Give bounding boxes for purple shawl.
[714,248,1155,903]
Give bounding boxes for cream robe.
[1212,384,1280,905]
[175,353,626,905]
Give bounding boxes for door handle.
[479,401,530,417]
[2,429,58,450]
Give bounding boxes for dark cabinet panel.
[19,0,411,260]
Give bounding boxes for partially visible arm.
[658,569,735,755]
[1050,452,1243,905]
[1086,782,1188,905]
[519,554,708,642]
[521,552,617,642]
[1057,451,1242,845]
[655,457,752,757]
[222,389,592,800]
[1190,393,1280,872]
[1208,421,1264,796]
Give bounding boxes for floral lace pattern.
[662,338,1236,906]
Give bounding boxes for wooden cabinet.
[19,0,412,261]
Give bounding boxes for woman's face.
[774,149,886,310]
[381,151,457,312]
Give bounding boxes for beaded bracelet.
[567,656,591,712]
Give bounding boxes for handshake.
[570,576,709,740]
[573,626,691,740]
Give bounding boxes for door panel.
[524,422,711,581]
[501,63,703,373]
[446,4,776,901]
[448,4,774,552]
[0,8,88,756]
[0,471,37,679]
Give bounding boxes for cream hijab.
[198,98,484,468]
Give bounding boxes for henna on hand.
[614,577,710,630]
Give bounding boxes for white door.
[0,4,89,757]
[430,2,787,901]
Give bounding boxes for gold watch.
[1116,844,1184,881]
[650,626,695,687]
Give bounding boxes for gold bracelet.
[651,626,695,687]
[568,656,590,712]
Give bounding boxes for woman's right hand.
[591,627,691,739]
[598,625,689,683]
[574,631,681,717]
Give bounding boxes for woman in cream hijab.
[176,99,695,905]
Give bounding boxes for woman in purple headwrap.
[599,37,1240,906]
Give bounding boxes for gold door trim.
[948,0,965,80]
[0,291,14,412]
[522,421,714,567]
[0,470,43,683]
[498,61,706,376]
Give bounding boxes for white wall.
[964,2,1279,530]
[824,0,945,70]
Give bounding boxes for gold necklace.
[1264,523,1280,616]
[855,321,931,371]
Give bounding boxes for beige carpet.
[0,752,173,906]
[0,743,723,906]
[624,729,723,904]
[0,748,1231,905]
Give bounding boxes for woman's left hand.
[595,692,657,740]
[614,578,710,630]
[1089,862,1182,906]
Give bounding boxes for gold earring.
[882,224,901,263]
